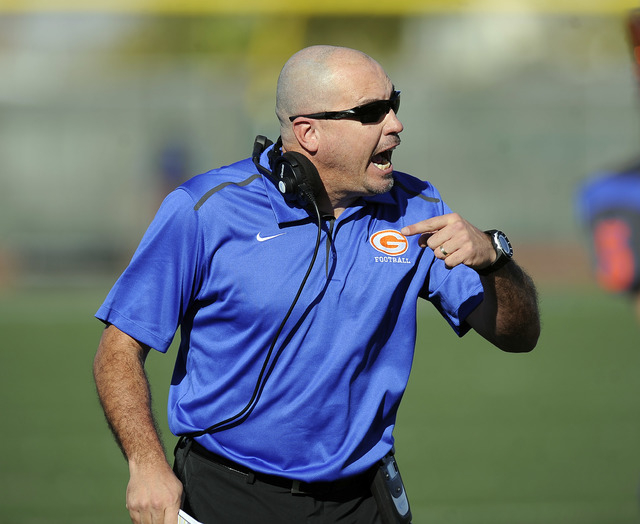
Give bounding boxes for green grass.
[398,288,640,523]
[0,283,638,523]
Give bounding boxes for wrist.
[477,229,513,275]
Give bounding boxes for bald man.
[94,45,539,524]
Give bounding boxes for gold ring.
[439,245,449,257]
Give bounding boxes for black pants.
[174,439,382,524]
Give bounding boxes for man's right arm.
[93,324,183,524]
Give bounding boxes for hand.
[126,459,183,524]
[401,213,495,271]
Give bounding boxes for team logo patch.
[370,229,409,256]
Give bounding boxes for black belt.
[188,439,374,496]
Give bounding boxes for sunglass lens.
[391,92,400,114]
[358,101,387,124]
[359,94,400,124]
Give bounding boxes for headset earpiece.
[251,135,322,206]
[271,151,322,205]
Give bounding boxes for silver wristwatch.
[477,229,513,275]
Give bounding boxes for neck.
[316,191,360,220]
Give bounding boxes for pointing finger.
[401,214,452,237]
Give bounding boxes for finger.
[401,214,450,237]
[163,505,181,524]
[128,501,162,524]
[128,509,141,524]
[402,226,441,249]
[415,229,449,250]
[438,244,450,259]
[435,242,466,271]
[426,229,454,251]
[401,224,431,238]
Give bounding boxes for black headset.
[252,135,323,206]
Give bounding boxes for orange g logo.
[370,230,409,256]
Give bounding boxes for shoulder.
[178,157,265,210]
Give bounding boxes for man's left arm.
[402,213,540,353]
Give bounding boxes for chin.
[365,175,394,196]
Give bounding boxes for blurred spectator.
[576,161,640,321]
[575,10,640,322]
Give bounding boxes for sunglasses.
[288,90,401,124]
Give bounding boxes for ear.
[291,119,319,153]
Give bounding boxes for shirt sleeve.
[415,195,484,336]
[422,263,484,336]
[95,188,203,352]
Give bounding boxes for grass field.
[0,281,638,523]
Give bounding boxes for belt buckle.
[290,479,308,495]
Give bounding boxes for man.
[94,45,540,524]
[576,160,640,322]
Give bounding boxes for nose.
[385,109,403,134]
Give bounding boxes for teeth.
[372,147,394,171]
[373,161,391,170]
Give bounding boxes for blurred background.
[0,0,638,287]
[1,0,640,523]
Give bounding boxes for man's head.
[275,46,403,207]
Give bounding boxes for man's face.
[314,62,403,202]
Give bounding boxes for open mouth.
[371,148,394,171]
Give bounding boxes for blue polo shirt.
[96,148,484,482]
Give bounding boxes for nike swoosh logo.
[256,232,286,242]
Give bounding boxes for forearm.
[94,325,182,523]
[93,325,166,466]
[470,260,541,352]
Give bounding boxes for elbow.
[503,339,537,354]
[499,321,540,353]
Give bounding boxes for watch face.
[497,234,513,257]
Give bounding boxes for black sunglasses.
[288,90,401,124]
